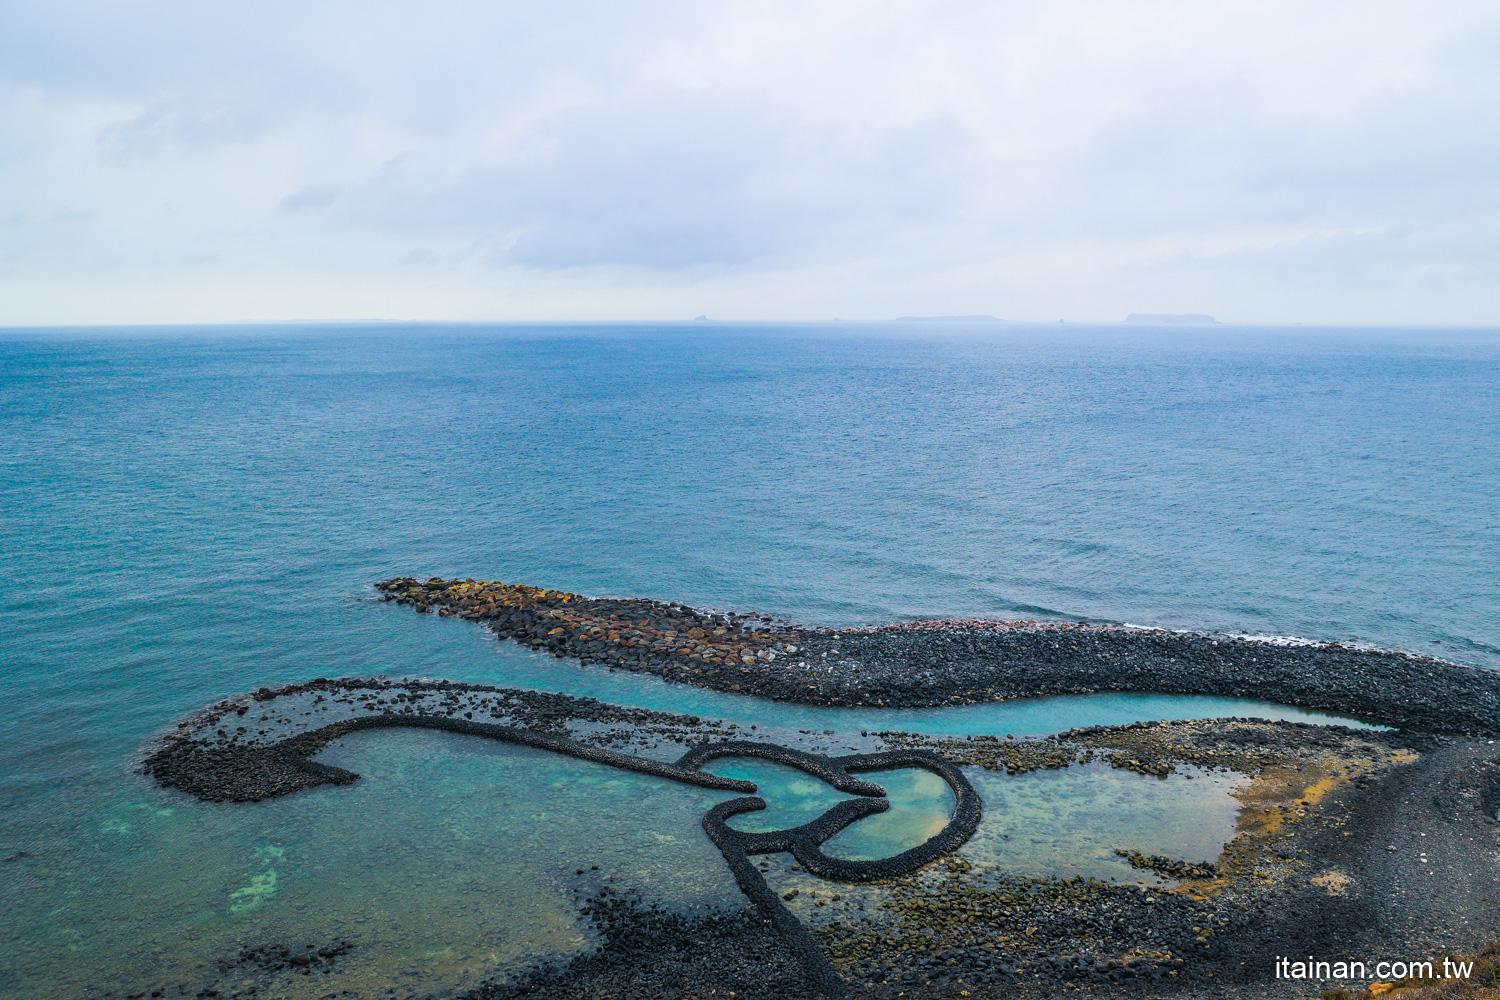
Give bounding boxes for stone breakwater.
[145,712,760,803]
[378,577,1500,734]
[690,742,983,998]
[145,690,980,999]
[145,675,750,800]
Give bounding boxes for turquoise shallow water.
[1,322,1497,997]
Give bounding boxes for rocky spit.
[376,577,1500,734]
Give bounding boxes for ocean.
[2,321,1497,997]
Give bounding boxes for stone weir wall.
[145,696,984,1000]
[376,578,1500,735]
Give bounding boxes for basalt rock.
[377,577,1500,735]
[1114,850,1217,881]
[148,702,981,999]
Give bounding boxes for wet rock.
[1113,849,1217,881]
[465,893,819,1000]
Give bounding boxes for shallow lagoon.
[3,617,1380,1000]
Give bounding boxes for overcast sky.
[1,1,1497,325]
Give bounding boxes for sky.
[0,1,1497,326]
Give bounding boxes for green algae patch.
[229,846,285,915]
[229,871,277,914]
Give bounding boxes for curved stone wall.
[148,709,981,998]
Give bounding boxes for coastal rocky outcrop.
[376,577,1500,735]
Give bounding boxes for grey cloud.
[348,95,982,269]
[0,1,1497,322]
[97,103,267,162]
[280,186,338,212]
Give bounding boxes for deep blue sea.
[2,322,1498,997]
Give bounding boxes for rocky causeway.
[375,577,1500,734]
[131,577,1500,999]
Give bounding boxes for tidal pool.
[708,759,957,862]
[959,762,1242,881]
[452,630,1386,737]
[715,757,1242,892]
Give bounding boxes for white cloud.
[0,0,1496,324]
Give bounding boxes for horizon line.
[4,317,1500,332]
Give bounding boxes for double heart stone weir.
[148,712,982,999]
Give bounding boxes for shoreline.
[377,577,1500,735]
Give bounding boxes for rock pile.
[379,576,1500,734]
[1114,850,1218,881]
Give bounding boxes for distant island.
[1124,313,1218,324]
[894,314,1002,323]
